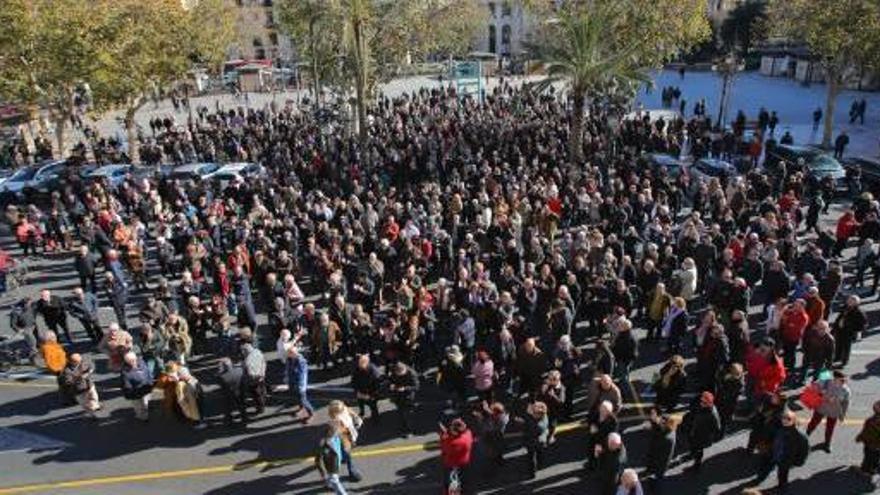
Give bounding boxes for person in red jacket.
[746,339,787,405]
[779,300,810,372]
[439,418,473,494]
[804,287,825,328]
[835,209,860,257]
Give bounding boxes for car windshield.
[9,168,36,181]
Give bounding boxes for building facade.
[473,0,533,58]
[226,0,294,65]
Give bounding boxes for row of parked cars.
[645,144,880,195]
[0,161,266,205]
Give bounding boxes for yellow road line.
[0,380,56,389]
[0,413,868,494]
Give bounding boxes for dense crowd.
[3,80,880,495]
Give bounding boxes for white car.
[206,162,265,187]
[169,162,221,182]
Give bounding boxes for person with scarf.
[661,297,688,356]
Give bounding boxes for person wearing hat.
[438,345,467,407]
[681,391,722,472]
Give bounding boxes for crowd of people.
[3,79,880,495]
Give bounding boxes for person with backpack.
[752,409,809,494]
[315,420,348,495]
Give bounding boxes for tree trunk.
[309,19,321,107]
[822,72,840,149]
[352,17,369,143]
[570,90,585,163]
[125,108,140,164]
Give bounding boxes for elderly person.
[120,351,154,421]
[61,353,100,419]
[98,322,133,372]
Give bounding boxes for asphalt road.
[0,205,878,495]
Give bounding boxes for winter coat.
[745,347,786,397]
[121,359,154,399]
[780,307,809,345]
[584,379,623,415]
[856,414,880,450]
[802,328,835,368]
[772,425,809,468]
[645,422,676,476]
[683,405,721,450]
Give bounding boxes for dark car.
[646,153,687,178]
[767,144,848,192]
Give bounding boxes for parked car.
[690,158,739,182]
[0,160,67,204]
[169,162,220,182]
[206,162,266,187]
[646,153,687,178]
[767,144,848,191]
[82,164,134,188]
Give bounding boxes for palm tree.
[528,6,647,162]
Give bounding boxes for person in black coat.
[67,288,102,344]
[120,352,154,421]
[389,362,419,437]
[715,363,745,436]
[216,357,247,424]
[596,432,627,495]
[35,289,72,343]
[682,391,722,471]
[351,354,382,419]
[833,295,866,366]
[754,409,809,494]
[73,245,97,292]
[104,272,129,331]
[644,408,677,493]
[610,321,637,381]
[653,355,687,411]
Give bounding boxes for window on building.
[488,25,496,53]
[255,48,266,59]
[488,2,495,17]
[269,32,279,46]
[502,1,512,16]
[266,10,275,27]
[501,24,511,44]
[253,37,263,48]
[263,0,273,6]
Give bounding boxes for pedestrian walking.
[855,400,880,479]
[681,391,722,472]
[242,341,267,416]
[215,357,247,425]
[806,370,851,453]
[35,289,71,343]
[328,400,364,482]
[439,418,473,494]
[752,409,809,494]
[61,353,100,419]
[286,346,314,423]
[832,295,866,366]
[315,420,349,495]
[644,409,677,493]
[351,354,382,420]
[67,288,102,344]
[596,432,627,495]
[389,362,419,437]
[616,468,644,495]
